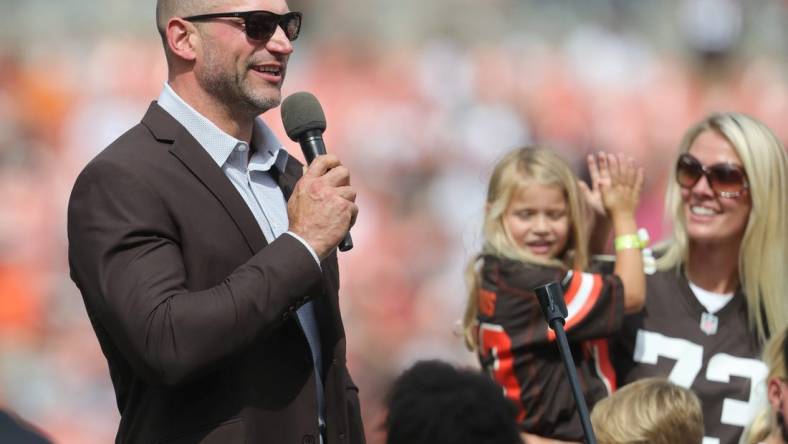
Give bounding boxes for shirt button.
[236,143,248,152]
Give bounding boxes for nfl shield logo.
[700,312,719,335]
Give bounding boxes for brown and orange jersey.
[475,255,624,441]
[611,267,767,444]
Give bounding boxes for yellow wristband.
[615,234,642,251]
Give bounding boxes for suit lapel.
[274,155,303,201]
[142,102,268,254]
[142,102,345,362]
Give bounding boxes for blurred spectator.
[590,377,704,444]
[741,327,788,444]
[384,360,522,444]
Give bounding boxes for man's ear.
[768,377,784,411]
[166,18,198,61]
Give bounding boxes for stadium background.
[1,0,787,442]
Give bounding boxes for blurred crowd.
[1,0,787,442]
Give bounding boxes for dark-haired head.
[384,360,522,444]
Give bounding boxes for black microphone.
[281,92,353,252]
[534,282,597,444]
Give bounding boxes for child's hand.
[578,153,612,220]
[596,152,644,219]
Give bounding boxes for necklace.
[700,311,719,335]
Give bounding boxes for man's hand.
[287,154,358,260]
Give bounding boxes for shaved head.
[155,0,214,41]
[154,0,294,117]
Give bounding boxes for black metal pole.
[534,282,597,444]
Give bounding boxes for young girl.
[463,146,645,443]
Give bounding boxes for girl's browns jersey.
[476,255,624,441]
[610,267,767,444]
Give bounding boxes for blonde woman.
[612,112,788,444]
[591,377,704,444]
[463,146,645,442]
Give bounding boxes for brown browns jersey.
[611,267,767,444]
[476,255,624,441]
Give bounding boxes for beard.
[199,48,282,116]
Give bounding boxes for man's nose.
[266,25,294,54]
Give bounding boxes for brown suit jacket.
[67,103,365,444]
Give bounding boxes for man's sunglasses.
[183,10,302,42]
[675,153,749,198]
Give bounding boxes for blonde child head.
[591,377,704,444]
[482,146,589,269]
[464,146,589,350]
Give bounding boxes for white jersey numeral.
[633,329,767,442]
[705,353,767,427]
[633,330,702,388]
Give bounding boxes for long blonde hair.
[463,146,589,350]
[591,377,704,444]
[741,327,788,444]
[658,112,788,344]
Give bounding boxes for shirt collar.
[157,82,287,172]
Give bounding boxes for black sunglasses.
[183,10,302,42]
[675,153,749,198]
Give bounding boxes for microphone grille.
[281,92,327,141]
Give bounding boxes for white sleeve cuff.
[284,231,322,269]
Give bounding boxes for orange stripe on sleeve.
[546,272,602,341]
[563,271,582,305]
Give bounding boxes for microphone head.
[534,281,568,326]
[281,92,327,141]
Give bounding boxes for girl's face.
[681,130,752,247]
[503,181,570,261]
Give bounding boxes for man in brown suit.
[67,0,363,443]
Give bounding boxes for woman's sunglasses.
[675,153,749,198]
[183,10,302,42]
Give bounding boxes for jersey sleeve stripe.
[565,272,600,319]
[546,272,603,341]
[563,270,582,305]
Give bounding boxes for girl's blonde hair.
[741,327,788,444]
[658,112,788,344]
[463,146,589,350]
[591,377,704,444]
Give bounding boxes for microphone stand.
[534,282,597,444]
